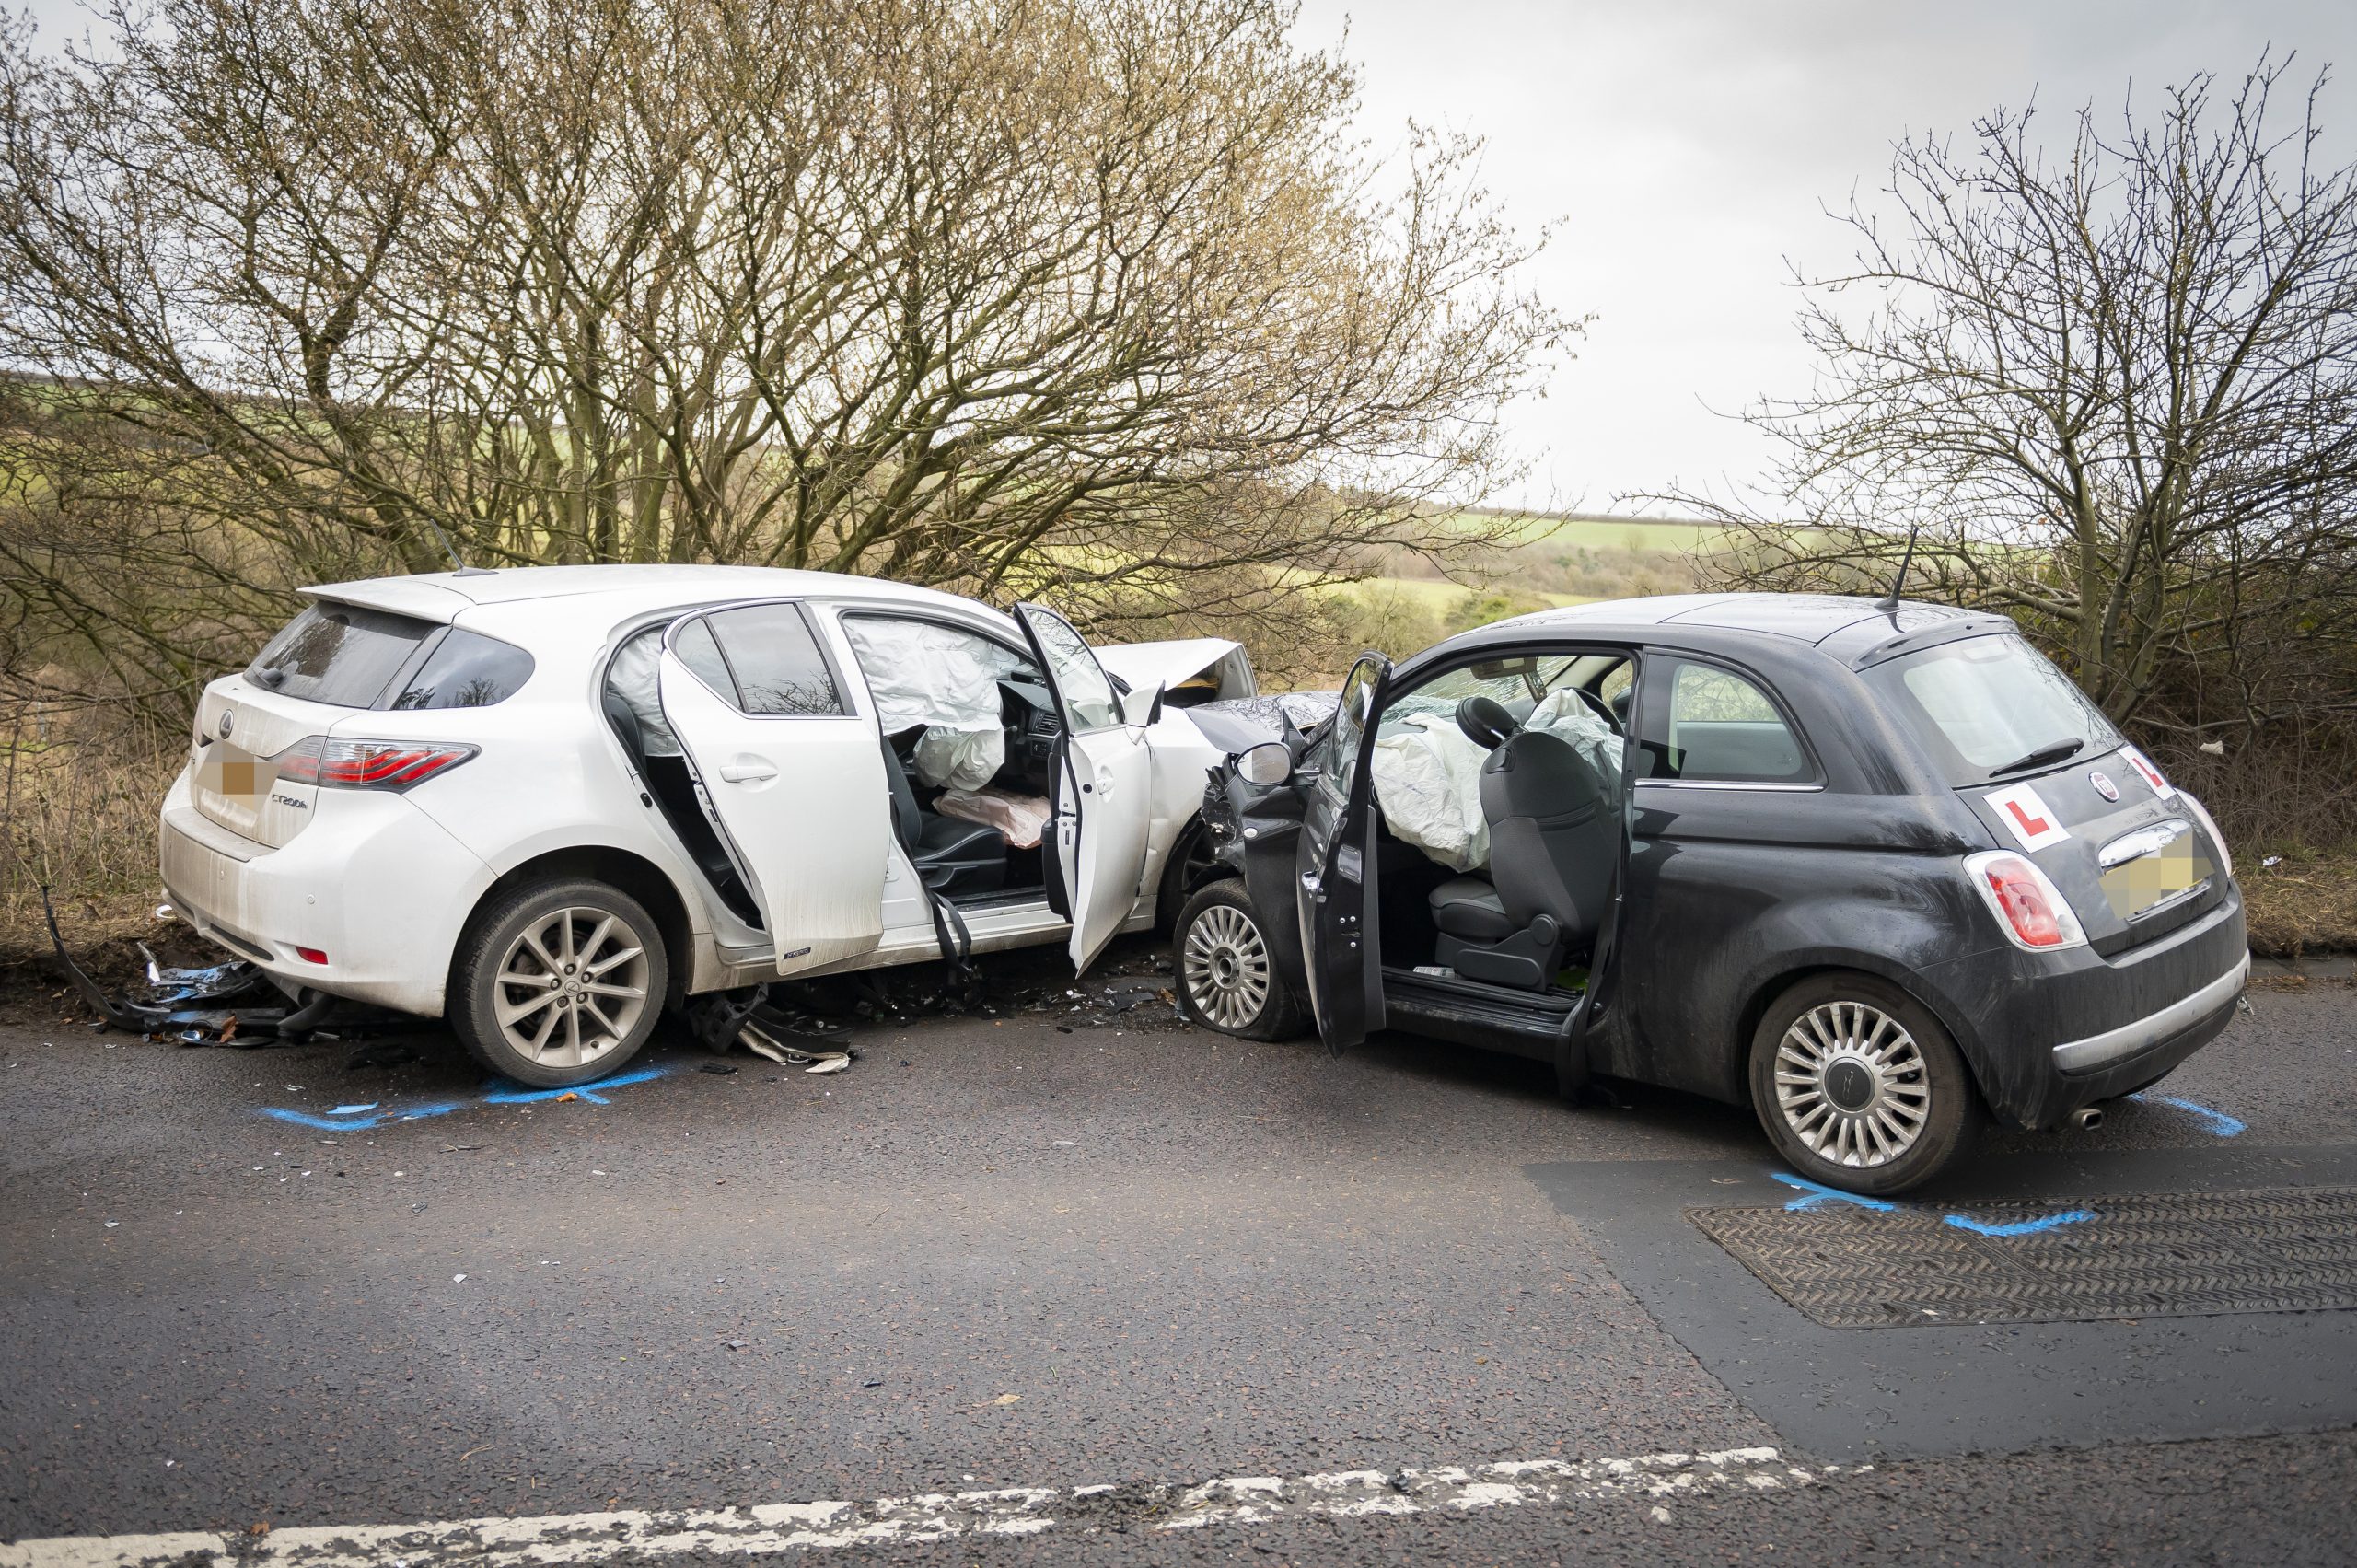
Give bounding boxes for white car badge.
[218,711,234,739]
[2087,770,2118,803]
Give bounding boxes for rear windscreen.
[247,604,438,707]
[1864,633,2119,785]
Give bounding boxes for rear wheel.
[452,879,668,1087]
[1747,972,1975,1196]
[1174,879,1306,1040]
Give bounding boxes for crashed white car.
[158,565,1270,1085]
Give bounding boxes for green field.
[1437,508,1732,552]
[1345,575,1593,610]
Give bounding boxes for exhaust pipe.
[2069,1106,2105,1132]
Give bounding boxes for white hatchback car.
[158,565,1270,1085]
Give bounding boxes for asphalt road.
[3,943,2354,1565]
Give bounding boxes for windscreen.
[247,603,438,707]
[1865,633,2119,785]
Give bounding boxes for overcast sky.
[17,1,2357,517]
[1295,0,2357,514]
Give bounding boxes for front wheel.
[451,878,669,1087]
[1747,972,1976,1196]
[1174,879,1306,1041]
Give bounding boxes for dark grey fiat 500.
[1171,593,2247,1194]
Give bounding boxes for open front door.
[656,605,888,977]
[1297,652,1390,1053]
[1014,603,1153,973]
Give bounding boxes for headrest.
[1456,695,1520,749]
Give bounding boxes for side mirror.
[1121,681,1166,727]
[1236,740,1294,786]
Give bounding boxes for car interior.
[840,615,1061,906]
[602,611,1071,928]
[1367,652,1635,994]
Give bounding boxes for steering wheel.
[1572,683,1623,734]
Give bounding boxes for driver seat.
[879,733,1006,897]
[1430,702,1618,988]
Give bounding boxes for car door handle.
[719,758,778,784]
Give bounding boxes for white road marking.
[0,1447,1846,1566]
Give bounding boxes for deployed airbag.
[606,627,683,757]
[1523,689,1624,790]
[912,725,1005,792]
[1371,714,1492,872]
[842,619,1028,789]
[1371,687,1625,873]
[935,787,1051,849]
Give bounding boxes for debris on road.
[41,889,407,1048]
[687,985,858,1074]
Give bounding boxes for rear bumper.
[1921,884,2248,1131]
[2051,952,2248,1074]
[157,770,494,1017]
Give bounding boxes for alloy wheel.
[1772,999,1931,1168]
[493,906,652,1071]
[1182,902,1271,1032]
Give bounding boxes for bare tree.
[1667,59,2357,743]
[0,0,1567,716]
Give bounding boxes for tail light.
[1965,850,2087,951]
[268,737,479,792]
[2177,790,2234,877]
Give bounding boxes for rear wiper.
[1991,738,2084,776]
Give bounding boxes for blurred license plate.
[2101,828,2211,921]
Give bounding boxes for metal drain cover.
[1689,1186,2357,1328]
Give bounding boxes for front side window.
[1865,633,2119,785]
[1323,655,1387,796]
[702,604,844,716]
[247,603,437,707]
[1639,658,1812,784]
[1016,605,1121,732]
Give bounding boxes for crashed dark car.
[1170,593,2248,1194]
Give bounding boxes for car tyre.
[451,878,669,1088]
[1174,878,1306,1041]
[1747,971,1976,1196]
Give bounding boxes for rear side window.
[1638,658,1813,784]
[669,617,737,700]
[247,604,436,707]
[703,604,844,716]
[391,630,535,709]
[1865,633,2119,785]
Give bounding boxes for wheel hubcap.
[1182,904,1271,1032]
[1773,1000,1931,1168]
[493,907,650,1069]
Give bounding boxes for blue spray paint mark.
[2127,1092,2246,1137]
[263,1103,458,1132]
[260,1064,668,1130]
[1943,1208,2096,1237]
[1771,1172,1898,1212]
[482,1064,668,1106]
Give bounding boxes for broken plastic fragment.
[328,1103,378,1116]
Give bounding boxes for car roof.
[1482,591,2012,666]
[301,563,1005,630]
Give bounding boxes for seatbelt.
[921,877,973,983]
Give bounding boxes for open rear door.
[1297,652,1390,1053]
[656,607,888,977]
[1014,603,1153,973]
